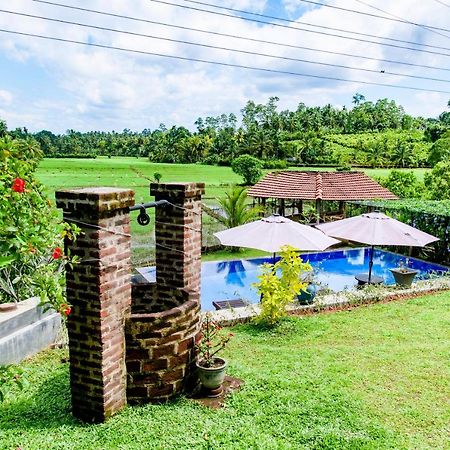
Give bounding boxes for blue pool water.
[137,248,448,311]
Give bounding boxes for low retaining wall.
[0,297,61,365]
[125,297,200,404]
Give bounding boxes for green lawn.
[1,292,448,449]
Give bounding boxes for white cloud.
[0,90,13,106]
[0,0,448,132]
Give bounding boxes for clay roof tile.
[247,171,398,201]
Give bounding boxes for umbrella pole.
[273,252,276,265]
[368,245,374,283]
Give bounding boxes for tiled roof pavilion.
[248,171,398,201]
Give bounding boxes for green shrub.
[377,170,425,198]
[0,135,77,313]
[231,154,263,185]
[428,135,450,166]
[254,246,312,326]
[262,159,288,169]
[201,154,220,165]
[424,161,450,200]
[336,164,352,172]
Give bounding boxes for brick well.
[126,182,204,403]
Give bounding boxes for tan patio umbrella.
[316,211,439,283]
[214,214,340,260]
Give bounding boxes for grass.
[202,248,271,262]
[1,292,448,449]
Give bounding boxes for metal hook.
[137,206,151,226]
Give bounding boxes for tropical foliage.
[213,186,261,229]
[0,135,77,312]
[424,161,450,201]
[7,95,449,169]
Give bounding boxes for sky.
[0,0,449,133]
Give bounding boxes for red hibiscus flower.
[52,247,63,259]
[59,303,71,316]
[12,178,25,193]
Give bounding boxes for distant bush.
[427,134,450,166]
[201,154,220,165]
[262,159,288,170]
[47,153,97,159]
[424,161,450,200]
[377,170,425,199]
[231,154,263,185]
[336,165,352,172]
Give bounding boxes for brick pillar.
[55,187,134,423]
[150,182,205,306]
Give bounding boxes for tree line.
[2,95,450,168]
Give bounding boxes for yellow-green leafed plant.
[253,246,312,326]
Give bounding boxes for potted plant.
[297,283,318,305]
[195,313,233,397]
[297,265,320,305]
[390,259,418,288]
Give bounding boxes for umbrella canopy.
[316,212,438,247]
[316,212,439,283]
[214,214,340,253]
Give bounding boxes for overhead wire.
[297,0,450,33]
[28,0,450,73]
[155,0,450,50]
[147,0,450,56]
[352,0,450,40]
[433,0,450,8]
[3,9,449,84]
[2,28,450,94]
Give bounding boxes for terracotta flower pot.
[196,357,227,396]
[0,302,18,313]
[390,268,418,288]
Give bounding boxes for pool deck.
[210,276,450,325]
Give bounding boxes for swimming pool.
[137,248,448,311]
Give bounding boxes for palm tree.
[215,186,262,229]
[352,93,366,106]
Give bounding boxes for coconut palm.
[215,186,262,229]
